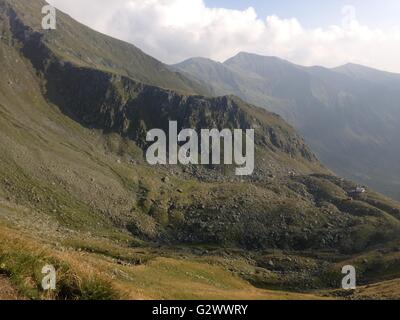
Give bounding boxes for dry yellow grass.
[72,254,325,300]
[353,279,400,300]
[0,276,23,300]
[0,221,325,300]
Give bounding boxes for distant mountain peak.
[334,62,400,75]
[334,62,377,73]
[173,57,223,67]
[225,52,288,64]
[333,62,400,83]
[337,62,365,68]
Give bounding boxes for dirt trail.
[0,276,22,300]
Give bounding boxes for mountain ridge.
[173,52,400,201]
[2,0,210,95]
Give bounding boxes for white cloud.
[47,0,400,72]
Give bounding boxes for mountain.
[173,53,400,201]
[334,63,400,85]
[1,0,400,299]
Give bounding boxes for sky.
[204,0,400,29]
[47,0,400,72]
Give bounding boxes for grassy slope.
[4,0,208,95]
[0,211,325,300]
[354,279,400,300]
[2,201,399,300]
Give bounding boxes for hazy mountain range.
[173,54,400,201]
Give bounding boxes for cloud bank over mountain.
[48,0,400,72]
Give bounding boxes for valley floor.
[1,201,399,300]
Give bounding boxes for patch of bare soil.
[0,276,23,300]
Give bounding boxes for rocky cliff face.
[44,65,318,165]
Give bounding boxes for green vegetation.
[0,224,118,300]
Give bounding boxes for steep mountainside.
[1,0,400,299]
[174,53,400,201]
[4,0,208,95]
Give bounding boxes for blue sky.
[205,0,400,28]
